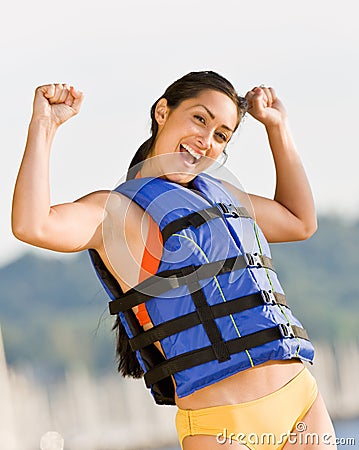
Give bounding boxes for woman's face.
[141,89,239,184]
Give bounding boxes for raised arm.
[239,86,317,243]
[12,84,107,252]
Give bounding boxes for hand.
[32,84,84,127]
[245,86,287,127]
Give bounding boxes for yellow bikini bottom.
[176,367,318,450]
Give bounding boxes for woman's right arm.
[12,84,108,253]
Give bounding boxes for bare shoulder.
[73,189,139,221]
[74,189,145,244]
[81,189,148,248]
[83,189,145,218]
[74,189,112,208]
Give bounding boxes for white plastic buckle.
[279,323,295,338]
[261,290,276,304]
[246,253,263,267]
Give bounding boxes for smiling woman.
[126,72,246,182]
[139,90,239,184]
[12,71,336,449]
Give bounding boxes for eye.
[216,132,228,142]
[194,115,206,124]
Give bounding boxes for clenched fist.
[32,84,84,127]
[245,86,287,127]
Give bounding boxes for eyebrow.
[193,104,234,133]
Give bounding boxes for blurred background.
[1,0,358,448]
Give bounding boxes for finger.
[268,87,277,102]
[47,83,65,103]
[58,83,71,103]
[52,84,69,104]
[260,87,271,107]
[252,87,266,101]
[245,90,255,99]
[69,85,82,98]
[257,86,276,108]
[245,87,266,110]
[69,86,84,112]
[63,86,82,107]
[64,89,74,106]
[260,87,272,107]
[244,90,256,108]
[42,84,56,99]
[249,87,267,111]
[44,83,61,103]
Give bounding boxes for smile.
[180,144,203,164]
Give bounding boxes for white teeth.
[182,144,201,160]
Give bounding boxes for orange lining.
[135,172,163,326]
[137,217,163,325]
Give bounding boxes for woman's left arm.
[243,86,317,243]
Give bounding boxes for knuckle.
[36,84,48,92]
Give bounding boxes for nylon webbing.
[108,254,275,315]
[129,291,287,351]
[144,324,310,387]
[179,265,230,363]
[161,204,250,243]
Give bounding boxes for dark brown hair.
[126,71,247,180]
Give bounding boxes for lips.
[180,144,202,165]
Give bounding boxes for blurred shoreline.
[1,330,358,450]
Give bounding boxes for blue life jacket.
[89,173,314,405]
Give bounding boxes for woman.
[12,72,336,449]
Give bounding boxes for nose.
[197,129,212,150]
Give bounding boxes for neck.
[140,158,196,187]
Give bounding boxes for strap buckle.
[279,323,295,338]
[246,253,263,267]
[218,203,240,218]
[261,290,276,304]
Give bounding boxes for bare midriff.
[175,359,304,409]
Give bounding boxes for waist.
[175,359,304,410]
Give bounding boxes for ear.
[154,98,169,126]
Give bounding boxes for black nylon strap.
[217,203,249,218]
[179,265,230,363]
[294,326,309,340]
[161,204,250,243]
[129,291,287,351]
[144,324,309,387]
[109,254,274,315]
[279,323,309,340]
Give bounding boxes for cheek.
[210,143,226,157]
[165,117,194,139]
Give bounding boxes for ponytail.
[126,102,159,180]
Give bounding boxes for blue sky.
[1,0,358,265]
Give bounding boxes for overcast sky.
[1,0,358,266]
